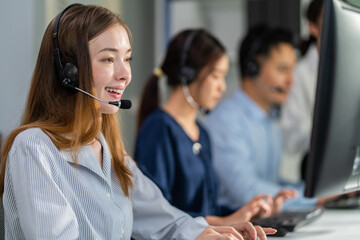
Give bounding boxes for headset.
[243,29,268,78]
[53,3,83,91]
[244,27,287,94]
[51,4,132,109]
[177,30,200,85]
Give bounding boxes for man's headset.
[177,30,200,85]
[243,28,286,94]
[53,3,83,91]
[243,29,268,78]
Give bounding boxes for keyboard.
[324,193,360,209]
[251,208,323,237]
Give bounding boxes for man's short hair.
[239,24,294,78]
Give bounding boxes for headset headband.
[178,30,200,85]
[53,4,82,70]
[52,3,83,90]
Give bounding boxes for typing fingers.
[200,226,245,240]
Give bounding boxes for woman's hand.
[231,222,277,240]
[196,226,248,240]
[196,223,277,240]
[225,194,272,223]
[205,191,297,226]
[316,190,360,207]
[271,189,298,214]
[228,189,298,221]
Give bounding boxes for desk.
[271,208,360,239]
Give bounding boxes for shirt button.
[106,193,111,199]
[121,228,125,235]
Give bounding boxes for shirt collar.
[234,88,277,121]
[60,132,112,182]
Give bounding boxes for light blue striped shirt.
[205,89,316,211]
[3,128,208,239]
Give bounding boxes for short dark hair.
[239,24,294,78]
[299,0,324,55]
[306,0,324,24]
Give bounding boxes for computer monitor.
[305,0,360,198]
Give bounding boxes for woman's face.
[89,23,132,114]
[190,54,229,110]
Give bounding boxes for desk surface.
[271,208,360,239]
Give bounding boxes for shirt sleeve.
[3,134,79,239]
[134,118,176,203]
[206,104,317,211]
[205,106,282,209]
[128,158,208,240]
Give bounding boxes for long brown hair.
[0,5,133,196]
[137,29,226,132]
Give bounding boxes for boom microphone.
[273,86,285,93]
[68,84,132,109]
[255,77,285,94]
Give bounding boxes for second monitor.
[305,0,360,198]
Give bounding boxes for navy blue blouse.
[134,108,225,217]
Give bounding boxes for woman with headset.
[0,4,274,239]
[135,29,292,227]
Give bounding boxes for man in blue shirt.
[205,25,317,212]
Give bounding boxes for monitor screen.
[305,0,360,198]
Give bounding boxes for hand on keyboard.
[324,192,360,209]
[271,189,298,214]
[251,208,323,237]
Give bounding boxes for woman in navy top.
[135,29,275,226]
[136,108,219,217]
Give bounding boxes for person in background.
[205,24,318,212]
[0,4,274,239]
[135,29,290,227]
[279,0,324,183]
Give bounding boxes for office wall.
[0,0,37,139]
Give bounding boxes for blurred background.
[0,0,312,155]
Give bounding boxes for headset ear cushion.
[61,62,78,88]
[178,66,197,85]
[245,59,260,77]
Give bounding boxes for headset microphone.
[65,82,132,109]
[255,77,285,94]
[109,99,132,109]
[273,86,285,93]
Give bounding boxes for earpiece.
[177,30,200,85]
[244,30,267,78]
[52,4,83,90]
[244,59,260,77]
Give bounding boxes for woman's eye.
[211,73,220,79]
[125,57,133,63]
[103,58,114,63]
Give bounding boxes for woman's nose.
[115,60,131,85]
